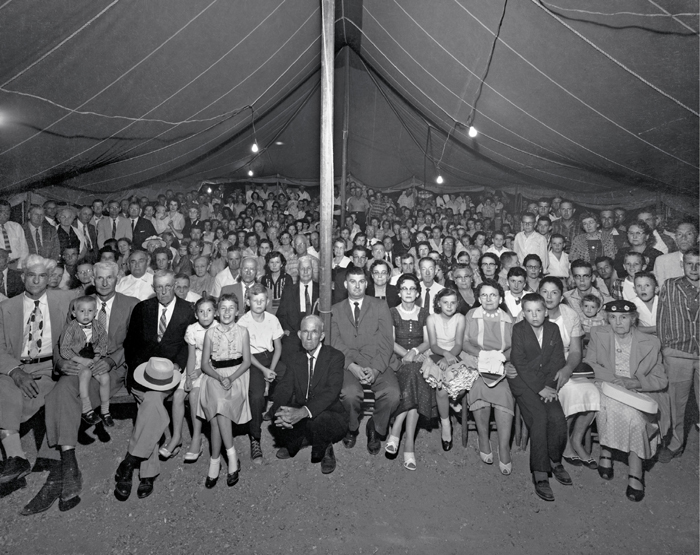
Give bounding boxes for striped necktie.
[111,218,117,239]
[304,284,311,316]
[1,224,9,250]
[158,307,167,342]
[35,227,42,252]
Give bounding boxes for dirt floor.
[1,403,698,555]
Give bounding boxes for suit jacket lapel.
[310,346,326,390]
[8,297,23,357]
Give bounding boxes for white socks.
[226,447,238,473]
[208,457,221,479]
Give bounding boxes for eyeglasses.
[154,285,174,292]
[479,293,498,299]
[372,271,388,276]
[627,231,644,237]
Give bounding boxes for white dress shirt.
[115,273,155,301]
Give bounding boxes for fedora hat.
[133,357,181,391]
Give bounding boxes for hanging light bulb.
[248,170,254,177]
[468,126,478,138]
[251,141,259,153]
[436,175,444,185]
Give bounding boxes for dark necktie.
[353,301,360,327]
[1,224,9,250]
[35,228,42,252]
[82,225,91,250]
[306,354,315,398]
[0,271,4,296]
[131,219,136,235]
[304,284,311,316]
[424,289,431,312]
[111,218,117,239]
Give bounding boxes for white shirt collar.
[348,296,364,312]
[306,343,323,360]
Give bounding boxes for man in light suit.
[96,200,130,248]
[113,270,195,501]
[127,202,156,250]
[272,316,348,474]
[330,266,399,455]
[0,256,75,503]
[75,206,99,263]
[20,261,139,515]
[277,256,319,355]
[23,205,61,261]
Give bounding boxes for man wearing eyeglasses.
[563,260,612,322]
[113,270,195,502]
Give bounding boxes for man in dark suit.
[127,202,157,251]
[75,206,99,263]
[21,260,139,515]
[330,266,399,455]
[181,205,201,239]
[0,255,76,507]
[272,315,348,474]
[0,249,24,298]
[113,269,195,501]
[332,246,368,304]
[277,256,319,354]
[23,205,60,261]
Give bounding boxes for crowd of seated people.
[0,184,697,514]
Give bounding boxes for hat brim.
[133,361,181,391]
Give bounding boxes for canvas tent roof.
[0,0,697,210]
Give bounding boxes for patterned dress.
[391,307,437,420]
[198,323,251,424]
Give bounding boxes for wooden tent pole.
[340,46,350,227]
[319,0,335,337]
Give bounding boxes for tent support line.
[340,46,351,228]
[319,0,335,338]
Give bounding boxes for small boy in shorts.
[59,296,110,426]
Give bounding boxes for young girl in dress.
[159,297,218,462]
[426,288,466,451]
[199,294,251,488]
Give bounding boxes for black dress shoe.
[551,464,573,486]
[342,430,358,449]
[61,456,82,502]
[533,478,555,502]
[81,410,101,427]
[441,438,453,452]
[657,445,683,464]
[0,456,31,485]
[366,418,381,455]
[0,476,27,499]
[626,475,645,502]
[114,457,137,502]
[276,448,291,460]
[101,412,115,427]
[205,476,218,489]
[58,496,80,512]
[226,460,241,487]
[321,445,336,474]
[20,479,61,516]
[137,477,155,499]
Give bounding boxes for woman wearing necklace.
[384,274,435,471]
[569,212,617,264]
[463,279,515,476]
[584,300,670,502]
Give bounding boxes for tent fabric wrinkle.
[0,0,695,209]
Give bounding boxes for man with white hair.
[20,261,139,515]
[115,250,154,301]
[0,255,75,505]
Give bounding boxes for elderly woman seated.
[584,300,670,502]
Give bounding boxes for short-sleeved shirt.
[185,321,218,371]
[236,312,283,354]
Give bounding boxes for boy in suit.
[508,293,572,501]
